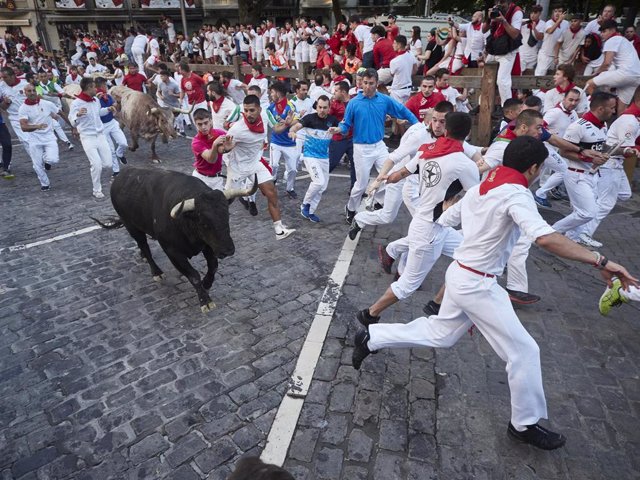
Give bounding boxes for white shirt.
[18,99,58,142]
[410,39,422,58]
[69,97,109,135]
[235,31,250,52]
[461,23,487,60]
[210,97,237,130]
[248,77,269,107]
[603,113,640,169]
[603,35,640,75]
[543,104,579,138]
[85,63,108,76]
[435,86,459,105]
[539,19,568,56]
[354,24,373,53]
[149,38,160,57]
[166,21,176,42]
[557,27,585,64]
[225,78,246,105]
[0,79,28,118]
[224,113,269,176]
[291,95,314,118]
[563,117,608,170]
[404,146,480,223]
[584,19,601,35]
[543,85,589,116]
[519,21,546,58]
[390,51,417,90]
[65,74,82,85]
[132,34,148,52]
[439,182,555,274]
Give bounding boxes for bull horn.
[170,198,195,218]
[171,106,194,114]
[150,107,160,114]
[223,174,259,200]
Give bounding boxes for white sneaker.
[276,227,295,240]
[577,233,603,248]
[93,191,105,199]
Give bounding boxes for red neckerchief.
[570,24,582,38]
[472,22,482,31]
[254,74,266,80]
[480,166,529,195]
[275,97,288,115]
[24,96,40,106]
[96,87,109,100]
[6,78,19,88]
[70,73,78,81]
[622,103,640,118]
[418,136,463,159]
[496,126,518,142]
[243,113,264,133]
[582,111,605,129]
[76,92,95,102]
[333,75,346,83]
[555,102,573,116]
[556,82,575,94]
[210,95,224,113]
[526,20,537,30]
[493,3,520,38]
[222,79,230,90]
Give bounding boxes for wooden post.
[477,62,498,146]
[298,62,309,81]
[232,56,242,81]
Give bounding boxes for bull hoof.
[200,301,216,313]
[153,274,165,282]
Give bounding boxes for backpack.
[486,31,522,56]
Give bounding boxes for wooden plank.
[512,75,591,90]
[477,62,498,147]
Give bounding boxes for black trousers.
[0,123,11,171]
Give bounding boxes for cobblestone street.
[1,132,639,479]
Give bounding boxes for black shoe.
[44,162,51,171]
[287,190,298,199]
[352,329,374,370]
[118,155,127,165]
[345,205,356,225]
[41,185,51,191]
[239,198,250,210]
[356,308,380,327]
[422,300,441,316]
[507,289,541,305]
[378,245,394,274]
[248,201,258,216]
[507,423,566,450]
[373,202,383,211]
[112,171,119,177]
[348,220,361,240]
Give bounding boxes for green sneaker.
[599,278,627,316]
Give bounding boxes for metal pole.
[179,0,188,37]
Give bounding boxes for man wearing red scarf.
[543,64,588,115]
[574,87,640,244]
[624,25,640,58]
[354,112,480,328]
[555,14,585,66]
[191,108,230,191]
[353,134,638,451]
[483,0,524,105]
[17,83,60,191]
[405,76,446,121]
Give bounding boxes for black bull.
[92,167,257,312]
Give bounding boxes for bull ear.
[170,198,195,218]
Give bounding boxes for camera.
[490,6,502,19]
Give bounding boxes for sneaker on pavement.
[287,190,298,199]
[308,213,321,223]
[276,227,295,240]
[534,194,551,208]
[348,220,362,240]
[378,245,394,274]
[301,203,310,219]
[548,188,562,200]
[93,191,105,199]
[1,169,15,180]
[44,162,51,171]
[345,205,356,225]
[67,142,74,150]
[507,289,541,305]
[356,308,380,327]
[352,329,375,370]
[507,422,566,450]
[249,202,258,216]
[422,300,441,316]
[117,155,127,164]
[41,185,50,192]
[577,233,603,248]
[599,277,627,316]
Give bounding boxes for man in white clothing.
[85,56,108,77]
[18,84,60,191]
[389,35,418,105]
[534,8,568,76]
[69,78,114,199]
[352,135,638,450]
[519,6,544,71]
[131,30,149,74]
[0,67,30,150]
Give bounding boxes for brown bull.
[109,85,191,163]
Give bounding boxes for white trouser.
[389,88,411,104]
[103,119,128,173]
[369,261,548,428]
[309,46,318,64]
[53,122,70,144]
[551,170,597,239]
[192,169,224,191]
[401,175,419,217]
[535,149,567,199]
[302,156,330,213]
[132,48,145,73]
[485,50,518,106]
[534,52,555,76]
[348,141,388,212]
[28,140,59,187]
[506,236,531,293]
[80,133,112,194]
[270,143,299,192]
[621,286,640,302]
[519,51,538,71]
[592,70,640,105]
[535,171,564,199]
[71,50,83,65]
[575,167,631,238]
[387,221,462,300]
[354,178,405,227]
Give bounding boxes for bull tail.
[90,216,124,230]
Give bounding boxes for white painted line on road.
[260,232,360,466]
[0,225,101,254]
